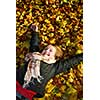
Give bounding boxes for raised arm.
[55,53,83,75]
[29,24,40,52]
[16,25,40,84]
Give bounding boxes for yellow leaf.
[46,84,56,93]
[42,32,47,35]
[67,87,77,94]
[34,98,44,100]
[24,20,28,25]
[45,93,51,97]
[24,5,27,9]
[50,38,56,44]
[44,36,49,42]
[68,77,74,83]
[68,92,78,100]
[76,49,82,54]
[46,0,48,5]
[52,4,56,8]
[39,16,43,22]
[29,12,32,17]
[62,20,67,27]
[47,79,53,85]
[63,0,68,3]
[19,15,23,20]
[58,28,64,33]
[66,81,72,88]
[48,33,54,38]
[23,41,30,48]
[22,11,26,16]
[60,85,66,92]
[56,16,60,21]
[56,92,62,97]
[17,11,20,16]
[19,54,24,59]
[66,40,70,46]
[45,19,50,23]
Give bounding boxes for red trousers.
[16,81,37,100]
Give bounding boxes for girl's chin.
[43,55,48,57]
[43,55,49,58]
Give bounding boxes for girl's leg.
[16,92,22,99]
[16,81,37,100]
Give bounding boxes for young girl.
[16,24,83,100]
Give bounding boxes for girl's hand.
[25,53,33,61]
[32,52,42,60]
[30,24,38,32]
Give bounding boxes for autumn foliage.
[16,0,83,100]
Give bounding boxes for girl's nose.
[45,50,50,55]
[46,49,49,52]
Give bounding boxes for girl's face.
[41,45,56,60]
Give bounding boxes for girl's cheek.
[42,51,46,55]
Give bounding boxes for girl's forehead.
[46,45,54,49]
[46,45,56,51]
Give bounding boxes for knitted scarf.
[23,53,43,88]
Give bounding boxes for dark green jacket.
[16,31,83,98]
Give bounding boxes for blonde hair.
[54,45,63,60]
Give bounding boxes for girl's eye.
[45,48,48,50]
[50,49,52,52]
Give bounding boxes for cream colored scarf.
[23,52,56,88]
[23,53,43,88]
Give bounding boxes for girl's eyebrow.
[45,47,48,49]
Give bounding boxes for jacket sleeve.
[29,31,40,52]
[16,31,40,84]
[55,53,83,75]
[16,62,28,85]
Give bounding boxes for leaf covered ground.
[16,0,83,100]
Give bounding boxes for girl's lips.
[47,54,50,56]
[42,52,50,56]
[44,53,50,56]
